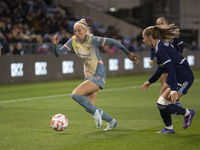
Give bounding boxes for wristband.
[170,90,177,95]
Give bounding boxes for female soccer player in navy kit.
[52,19,139,130]
[149,17,184,107]
[142,24,195,133]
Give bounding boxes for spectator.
[13,42,24,55]
[36,42,50,54]
[7,44,15,55]
[129,38,140,52]
[109,36,123,53]
[0,35,9,55]
[0,42,2,56]
[191,40,199,50]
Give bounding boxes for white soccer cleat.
[93,109,102,128]
[104,119,118,131]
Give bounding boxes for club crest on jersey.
[86,46,91,51]
[75,46,79,50]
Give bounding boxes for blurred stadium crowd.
[0,0,199,56]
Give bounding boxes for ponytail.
[144,24,180,42]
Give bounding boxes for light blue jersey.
[54,34,130,88]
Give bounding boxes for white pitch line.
[0,83,159,104]
[1,78,200,104]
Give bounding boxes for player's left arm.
[92,36,139,64]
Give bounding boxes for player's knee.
[71,90,77,95]
[157,96,171,110]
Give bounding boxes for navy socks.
[158,103,186,126]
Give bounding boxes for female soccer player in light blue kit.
[142,24,195,133]
[52,19,139,130]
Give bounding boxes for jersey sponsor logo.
[74,46,91,52]
[77,52,91,57]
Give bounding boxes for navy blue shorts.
[85,63,106,89]
[166,69,194,95]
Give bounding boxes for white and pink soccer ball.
[50,114,68,131]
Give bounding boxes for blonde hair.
[143,24,180,42]
[156,17,168,24]
[74,19,92,36]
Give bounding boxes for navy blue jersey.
[170,37,184,54]
[148,40,192,91]
[150,37,184,60]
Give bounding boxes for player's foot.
[156,128,175,133]
[183,109,195,129]
[175,101,182,107]
[93,109,102,128]
[104,119,118,131]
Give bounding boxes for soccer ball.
[50,114,68,131]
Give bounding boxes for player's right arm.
[52,33,72,57]
[142,66,164,91]
[148,66,164,83]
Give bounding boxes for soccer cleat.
[175,101,182,107]
[183,109,195,129]
[104,119,118,131]
[93,109,102,128]
[156,128,175,134]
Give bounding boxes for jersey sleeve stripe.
[177,41,183,45]
[98,60,104,64]
[163,59,171,65]
[64,44,71,51]
[101,38,106,46]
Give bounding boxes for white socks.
[165,125,174,130]
[184,109,190,116]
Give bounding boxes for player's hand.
[128,52,139,64]
[170,91,178,102]
[149,60,153,66]
[142,81,150,91]
[52,32,59,45]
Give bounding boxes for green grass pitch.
[0,70,200,150]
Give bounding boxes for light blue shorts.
[85,62,106,89]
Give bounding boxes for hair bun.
[80,19,86,23]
